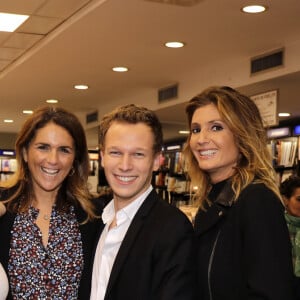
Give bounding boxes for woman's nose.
[47,150,59,163]
[197,129,210,144]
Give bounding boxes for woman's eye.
[37,144,49,150]
[60,147,72,154]
[212,124,223,131]
[191,127,200,134]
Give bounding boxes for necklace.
[43,214,50,221]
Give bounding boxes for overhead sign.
[250,89,278,127]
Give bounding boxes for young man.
[90,104,196,300]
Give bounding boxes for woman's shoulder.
[0,184,19,200]
[237,181,283,212]
[240,181,277,198]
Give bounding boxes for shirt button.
[218,211,223,216]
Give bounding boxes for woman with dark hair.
[0,106,101,299]
[0,203,8,300]
[280,175,300,299]
[183,86,296,299]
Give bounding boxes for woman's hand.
[0,202,6,216]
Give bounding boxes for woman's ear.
[23,147,28,162]
[282,196,289,207]
[0,202,6,217]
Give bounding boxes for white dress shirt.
[0,263,9,300]
[90,186,152,300]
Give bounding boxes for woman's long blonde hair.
[183,86,281,209]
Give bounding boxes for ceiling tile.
[4,32,44,49]
[0,60,11,71]
[0,32,10,45]
[0,0,47,14]
[36,0,91,18]
[0,47,24,60]
[18,15,63,35]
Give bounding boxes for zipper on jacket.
[208,230,221,300]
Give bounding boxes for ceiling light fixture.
[23,110,33,114]
[0,12,29,32]
[74,84,89,90]
[241,5,267,14]
[4,119,13,123]
[165,41,185,48]
[112,66,129,72]
[278,112,291,117]
[46,99,58,104]
[179,130,190,134]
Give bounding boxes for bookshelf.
[0,149,17,182]
[88,150,99,194]
[153,140,191,205]
[267,119,300,184]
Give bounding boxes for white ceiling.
[0,0,300,149]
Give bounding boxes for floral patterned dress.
[8,205,83,299]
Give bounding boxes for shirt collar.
[102,185,153,225]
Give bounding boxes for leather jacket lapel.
[194,180,235,236]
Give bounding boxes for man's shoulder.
[145,192,191,222]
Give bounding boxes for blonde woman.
[183,86,296,299]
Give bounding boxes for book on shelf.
[270,137,298,168]
[0,158,17,172]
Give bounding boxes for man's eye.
[134,152,145,157]
[109,151,121,156]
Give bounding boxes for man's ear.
[152,153,161,172]
[100,150,104,168]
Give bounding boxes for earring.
[69,167,75,176]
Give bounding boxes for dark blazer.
[0,200,102,300]
[93,189,197,300]
[194,181,296,300]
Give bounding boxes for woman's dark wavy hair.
[1,106,96,220]
[280,175,300,199]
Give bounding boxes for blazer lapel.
[105,190,157,297]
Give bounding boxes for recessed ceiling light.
[165,41,185,48]
[178,130,190,134]
[23,110,33,114]
[241,5,267,14]
[278,112,291,117]
[74,84,89,90]
[46,99,58,104]
[0,12,29,32]
[4,119,13,123]
[112,66,129,72]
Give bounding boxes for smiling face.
[189,103,240,183]
[284,187,300,217]
[23,122,75,200]
[101,121,160,210]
